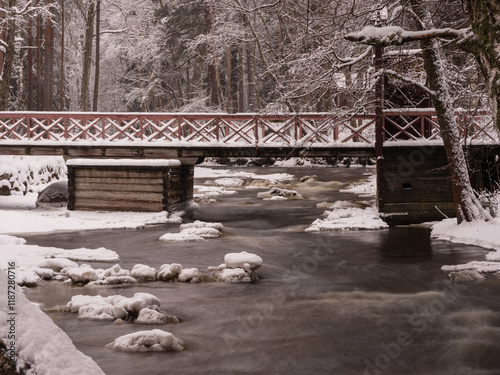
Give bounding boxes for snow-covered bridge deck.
[0,110,496,158]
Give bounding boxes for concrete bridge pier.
[66,158,199,213]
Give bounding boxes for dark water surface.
[23,166,500,375]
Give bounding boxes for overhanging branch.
[344,26,472,47]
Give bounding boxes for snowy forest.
[0,0,497,116]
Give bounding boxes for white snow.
[157,263,183,281]
[159,232,205,242]
[106,329,185,352]
[66,158,181,167]
[66,264,99,283]
[224,251,263,270]
[130,264,157,281]
[0,270,106,374]
[307,204,389,231]
[307,174,388,231]
[195,167,293,184]
[160,220,223,242]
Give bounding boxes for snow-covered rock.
[181,227,221,239]
[224,251,263,270]
[180,220,224,232]
[78,303,116,321]
[131,264,157,282]
[159,232,205,242]
[17,269,42,286]
[214,267,253,283]
[106,329,185,352]
[68,295,107,313]
[306,205,388,231]
[66,264,98,283]
[111,293,161,315]
[178,268,201,283]
[101,264,131,278]
[135,308,169,325]
[157,263,183,281]
[257,187,304,200]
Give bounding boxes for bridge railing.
[0,110,496,146]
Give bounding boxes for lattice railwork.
[0,111,496,146]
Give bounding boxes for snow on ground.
[433,216,500,279]
[0,270,106,374]
[0,203,182,235]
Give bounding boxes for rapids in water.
[23,166,500,375]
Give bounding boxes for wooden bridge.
[0,109,496,158]
[0,109,498,223]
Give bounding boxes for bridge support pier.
[66,158,196,213]
[377,144,500,225]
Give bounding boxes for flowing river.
[23,166,500,375]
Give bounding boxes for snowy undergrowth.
[0,156,66,195]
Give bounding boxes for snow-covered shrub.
[0,156,66,195]
[476,189,499,218]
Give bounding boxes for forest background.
[0,0,489,115]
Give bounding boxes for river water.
[23,166,500,375]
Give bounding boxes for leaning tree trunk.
[411,0,490,223]
[464,0,500,134]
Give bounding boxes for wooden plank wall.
[378,144,500,225]
[378,145,456,225]
[67,164,194,212]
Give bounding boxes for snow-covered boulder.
[131,264,157,282]
[159,232,205,242]
[257,187,304,200]
[180,220,224,232]
[178,268,201,283]
[106,330,185,352]
[78,303,116,321]
[111,293,161,315]
[135,308,169,325]
[17,269,42,286]
[157,263,182,281]
[65,265,98,283]
[180,227,221,239]
[224,251,263,271]
[214,267,253,283]
[101,264,131,278]
[35,180,68,208]
[67,295,107,313]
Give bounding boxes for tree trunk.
[464,0,500,133]
[92,0,100,111]
[80,0,95,112]
[0,0,16,111]
[43,0,53,111]
[410,0,489,223]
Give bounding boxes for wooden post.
[374,43,384,158]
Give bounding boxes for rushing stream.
[23,166,500,375]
